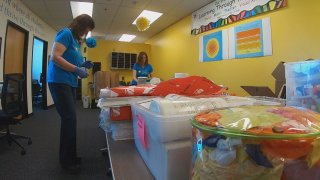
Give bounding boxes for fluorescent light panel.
[132,10,162,25]
[119,34,136,42]
[70,1,93,18]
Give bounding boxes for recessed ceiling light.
[70,1,93,18]
[132,10,162,25]
[119,34,136,42]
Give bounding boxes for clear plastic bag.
[191,105,320,180]
[148,95,285,115]
[99,108,111,133]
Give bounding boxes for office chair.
[0,73,32,155]
[32,79,42,104]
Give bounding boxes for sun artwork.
[206,38,219,58]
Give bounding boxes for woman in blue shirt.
[132,51,153,85]
[48,14,94,173]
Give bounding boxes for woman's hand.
[74,67,88,78]
[81,60,94,69]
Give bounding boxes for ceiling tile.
[45,1,72,19]
[95,0,122,5]
[146,0,183,13]
[93,4,117,31]
[110,6,141,28]
[120,0,150,9]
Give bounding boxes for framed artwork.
[199,30,228,62]
[229,17,272,59]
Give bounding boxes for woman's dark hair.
[137,51,148,66]
[69,14,95,41]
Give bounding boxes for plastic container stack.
[191,105,320,180]
[97,97,135,141]
[130,95,284,180]
[285,60,320,112]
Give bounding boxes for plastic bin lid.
[192,105,320,139]
[284,59,320,65]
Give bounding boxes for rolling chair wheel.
[21,150,26,155]
[28,138,32,145]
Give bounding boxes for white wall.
[0,0,56,113]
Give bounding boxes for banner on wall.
[229,17,272,59]
[199,30,228,62]
[199,17,272,62]
[191,0,286,35]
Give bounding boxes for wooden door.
[4,22,29,116]
[4,24,25,73]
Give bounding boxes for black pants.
[49,83,78,165]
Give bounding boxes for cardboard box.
[241,86,276,97]
[275,80,285,98]
[241,62,285,98]
[273,62,285,97]
[94,71,121,99]
[110,72,120,88]
[94,71,111,99]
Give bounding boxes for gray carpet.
[0,102,112,180]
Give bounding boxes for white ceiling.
[21,0,213,43]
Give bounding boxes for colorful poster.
[199,30,228,62]
[191,0,286,35]
[235,20,263,58]
[229,17,272,59]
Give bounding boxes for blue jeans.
[49,83,78,165]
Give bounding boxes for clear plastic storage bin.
[130,95,285,180]
[285,60,320,112]
[191,105,320,180]
[110,121,133,141]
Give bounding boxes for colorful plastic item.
[191,105,320,180]
[86,37,96,48]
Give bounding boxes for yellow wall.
[146,0,320,96]
[83,40,150,97]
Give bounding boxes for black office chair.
[0,73,32,155]
[32,79,42,104]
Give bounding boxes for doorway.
[31,36,48,110]
[4,21,29,117]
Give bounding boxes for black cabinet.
[111,52,137,69]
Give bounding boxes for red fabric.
[151,76,222,97]
[110,84,155,97]
[110,106,132,121]
[108,76,226,97]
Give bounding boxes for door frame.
[31,36,48,110]
[3,21,29,117]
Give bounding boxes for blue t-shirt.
[132,63,153,85]
[48,28,84,87]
